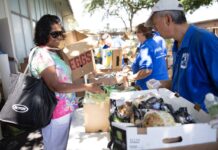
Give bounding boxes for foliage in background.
[180,0,214,12]
[85,0,158,31]
[85,0,215,31]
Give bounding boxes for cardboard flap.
[64,30,87,45]
[158,88,210,123]
[64,37,97,58]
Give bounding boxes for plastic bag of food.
[142,110,176,127]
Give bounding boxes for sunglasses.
[49,31,65,39]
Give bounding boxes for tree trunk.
[129,13,134,32]
[119,17,128,31]
[129,18,133,32]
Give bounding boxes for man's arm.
[160,80,172,89]
[128,69,152,81]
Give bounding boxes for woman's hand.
[85,83,104,94]
[41,66,105,94]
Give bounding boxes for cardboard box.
[83,100,110,133]
[100,68,122,73]
[62,36,97,81]
[160,141,218,150]
[112,48,123,69]
[20,57,28,73]
[102,48,122,69]
[88,77,120,85]
[63,49,95,81]
[88,70,128,86]
[110,89,217,150]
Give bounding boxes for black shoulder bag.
[0,48,57,130]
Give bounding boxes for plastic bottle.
[205,93,218,119]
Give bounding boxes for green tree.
[85,0,158,31]
[85,0,215,31]
[180,0,214,12]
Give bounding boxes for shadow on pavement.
[0,127,43,150]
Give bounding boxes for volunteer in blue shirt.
[146,0,218,111]
[127,23,168,90]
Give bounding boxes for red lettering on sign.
[69,50,92,70]
[75,56,81,68]
[86,51,92,63]
[69,59,76,70]
[80,53,87,65]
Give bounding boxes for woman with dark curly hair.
[30,14,103,150]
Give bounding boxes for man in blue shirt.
[146,0,218,111]
[127,23,168,90]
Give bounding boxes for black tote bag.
[0,49,57,130]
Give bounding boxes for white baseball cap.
[145,0,184,26]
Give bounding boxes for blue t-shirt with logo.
[131,34,169,90]
[153,31,167,56]
[172,25,218,111]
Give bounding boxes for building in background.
[194,19,218,36]
[0,0,75,73]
